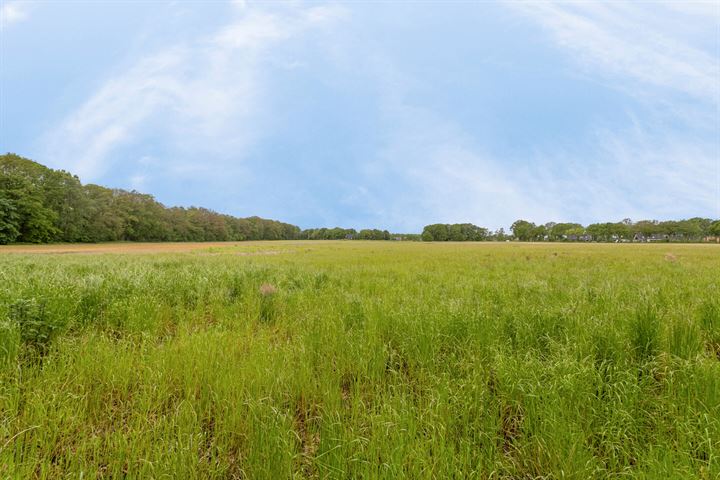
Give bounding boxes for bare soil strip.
[0,242,283,255]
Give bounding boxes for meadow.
[0,241,718,479]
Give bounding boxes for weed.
[8,298,57,359]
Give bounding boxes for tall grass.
[0,241,718,478]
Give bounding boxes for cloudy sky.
[1,0,718,231]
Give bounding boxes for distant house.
[633,233,669,242]
[648,233,669,242]
[562,234,591,242]
[704,236,720,243]
[345,234,354,240]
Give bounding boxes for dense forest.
[1,154,718,244]
[0,154,304,244]
[0,154,420,244]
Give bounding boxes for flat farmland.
[1,241,719,478]
[0,241,308,255]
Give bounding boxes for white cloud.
[335,1,720,230]
[0,0,31,28]
[520,126,719,223]
[509,1,720,104]
[229,0,247,10]
[382,116,720,229]
[335,59,563,230]
[663,1,720,20]
[590,125,719,219]
[501,0,720,222]
[36,1,719,228]
[43,3,346,181]
[343,60,570,229]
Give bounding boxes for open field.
[0,241,306,255]
[1,241,719,478]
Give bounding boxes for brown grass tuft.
[259,283,277,296]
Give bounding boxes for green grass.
[1,241,719,478]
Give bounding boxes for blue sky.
[1,0,718,231]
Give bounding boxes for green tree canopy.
[510,220,536,241]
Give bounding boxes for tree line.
[0,154,420,244]
[420,218,720,242]
[0,154,296,244]
[509,218,720,242]
[421,223,491,241]
[299,228,397,240]
[2,154,718,244]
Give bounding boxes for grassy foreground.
[0,241,719,479]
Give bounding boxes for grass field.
[1,241,719,478]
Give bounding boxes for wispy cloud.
[336,1,720,229]
[509,1,720,104]
[329,55,561,230]
[353,111,559,230]
[504,0,720,221]
[30,1,719,228]
[0,0,32,29]
[43,3,346,182]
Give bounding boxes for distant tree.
[532,224,547,241]
[675,218,706,240]
[610,222,631,241]
[586,223,608,241]
[2,154,719,246]
[550,223,584,240]
[658,220,680,238]
[709,220,720,237]
[510,220,535,241]
[634,220,660,238]
[421,224,449,241]
[0,194,20,244]
[0,154,305,244]
[392,233,421,241]
[493,228,508,241]
[83,185,128,241]
[0,157,59,243]
[421,223,488,241]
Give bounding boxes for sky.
[1,0,719,232]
